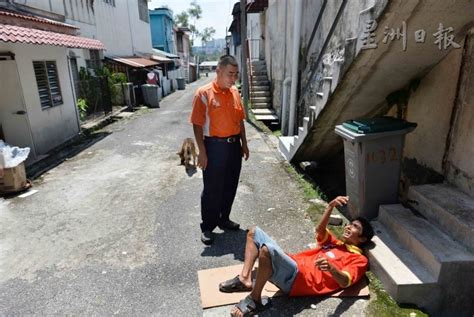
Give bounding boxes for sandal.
[231,295,271,316]
[219,275,253,293]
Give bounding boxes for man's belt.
[205,135,240,143]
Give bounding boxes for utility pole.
[240,0,249,119]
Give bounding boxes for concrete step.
[251,108,275,115]
[251,70,267,76]
[252,102,271,109]
[251,80,270,86]
[251,75,268,81]
[407,183,474,253]
[251,85,270,92]
[251,60,266,67]
[251,96,271,103]
[251,64,267,72]
[378,204,474,278]
[254,114,279,121]
[368,220,439,310]
[250,91,271,97]
[278,136,295,160]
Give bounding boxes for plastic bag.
[0,140,30,168]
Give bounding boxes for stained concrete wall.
[265,0,376,124]
[264,0,292,118]
[403,32,474,197]
[404,48,463,173]
[445,33,474,196]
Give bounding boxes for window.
[89,49,101,69]
[103,0,115,6]
[138,0,149,23]
[33,61,63,109]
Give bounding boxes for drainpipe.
[288,0,303,136]
[281,77,291,135]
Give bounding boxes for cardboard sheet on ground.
[198,264,369,309]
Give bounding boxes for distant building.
[193,38,226,55]
[149,7,176,54]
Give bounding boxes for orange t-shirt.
[288,229,368,297]
[190,80,245,137]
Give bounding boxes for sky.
[148,0,235,46]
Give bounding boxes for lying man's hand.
[315,255,331,271]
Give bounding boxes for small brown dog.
[178,138,197,168]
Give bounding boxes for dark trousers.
[200,137,242,232]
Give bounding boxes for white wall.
[86,0,152,56]
[16,0,153,57]
[0,43,80,155]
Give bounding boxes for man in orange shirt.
[190,55,249,245]
[219,196,374,316]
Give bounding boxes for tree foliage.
[187,0,202,43]
[175,11,189,28]
[200,27,216,46]
[187,1,202,20]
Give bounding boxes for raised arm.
[316,196,349,239]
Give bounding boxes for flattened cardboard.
[198,264,369,309]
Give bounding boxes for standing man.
[190,55,249,245]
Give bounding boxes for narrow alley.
[0,76,368,316]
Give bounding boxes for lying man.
[219,196,374,316]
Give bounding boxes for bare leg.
[249,245,272,302]
[238,226,259,288]
[231,245,273,317]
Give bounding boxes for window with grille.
[33,61,63,109]
[103,0,115,6]
[138,0,149,23]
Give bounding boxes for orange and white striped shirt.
[190,80,245,137]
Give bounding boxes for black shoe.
[218,219,240,231]
[201,231,214,245]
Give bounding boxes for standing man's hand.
[242,143,249,161]
[197,151,208,170]
[193,124,207,170]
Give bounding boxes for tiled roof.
[0,24,105,49]
[0,10,78,29]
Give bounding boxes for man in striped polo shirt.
[190,55,249,245]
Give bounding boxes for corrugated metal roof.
[0,24,105,49]
[152,48,180,59]
[151,55,174,63]
[200,61,218,67]
[107,56,160,68]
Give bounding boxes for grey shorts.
[253,226,298,293]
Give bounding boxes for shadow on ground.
[26,131,112,180]
[200,229,247,261]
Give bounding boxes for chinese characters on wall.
[360,21,461,51]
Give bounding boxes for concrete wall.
[264,0,373,121]
[402,33,474,197]
[403,48,463,173]
[0,42,80,155]
[444,34,474,196]
[264,0,292,117]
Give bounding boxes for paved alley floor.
[0,75,367,316]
